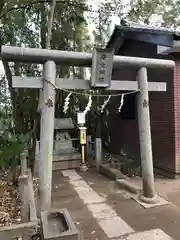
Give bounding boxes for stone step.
[34,153,81,175]
[35,152,81,161]
[53,159,81,171]
[53,152,81,170]
[34,153,95,175]
[54,148,77,154]
[119,229,173,240]
[53,152,81,162]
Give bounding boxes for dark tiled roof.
[107,24,180,48]
[122,23,178,34]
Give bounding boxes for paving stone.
[119,229,173,240]
[98,216,134,238]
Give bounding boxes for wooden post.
[95,112,102,171]
[35,141,40,156]
[79,126,88,172]
[19,152,29,231]
[39,60,56,211]
[20,152,27,175]
[19,171,36,240]
[136,67,156,201]
[27,169,37,222]
[19,175,29,223]
[95,138,102,171]
[95,92,102,172]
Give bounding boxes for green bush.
[0,130,28,170]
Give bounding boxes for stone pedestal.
[54,140,74,154]
[34,120,82,173]
[52,133,81,170]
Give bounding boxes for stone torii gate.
[1,45,175,210]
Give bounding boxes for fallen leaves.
[32,177,39,200]
[0,170,21,227]
[0,169,39,227]
[0,169,41,240]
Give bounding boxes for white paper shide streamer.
[118,94,124,112]
[83,95,92,115]
[100,95,111,113]
[63,93,72,114]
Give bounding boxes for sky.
[86,0,121,41]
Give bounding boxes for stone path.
[52,169,180,240]
[62,169,134,238]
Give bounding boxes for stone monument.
[54,132,74,154]
[34,118,81,175]
[53,118,81,170]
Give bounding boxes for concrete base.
[116,179,141,194]
[99,164,127,180]
[119,229,173,240]
[139,194,159,204]
[132,194,169,209]
[79,164,88,172]
[41,208,79,240]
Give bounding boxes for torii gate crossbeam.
[1,45,175,68]
[1,45,175,210]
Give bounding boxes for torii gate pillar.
[137,67,156,201]
[39,61,56,210]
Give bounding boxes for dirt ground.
[52,168,180,240]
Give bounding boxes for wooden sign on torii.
[1,45,175,210]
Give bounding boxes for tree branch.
[46,0,57,49]
[0,0,5,15]
[0,0,119,19]
[0,0,89,19]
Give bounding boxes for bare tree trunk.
[3,62,24,184]
[0,0,5,17]
[29,124,37,173]
[3,62,25,133]
[46,0,57,49]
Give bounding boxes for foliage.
[89,0,180,48]
[0,131,28,169]
[127,0,180,29]
[0,72,28,169]
[0,0,90,170]
[87,0,130,47]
